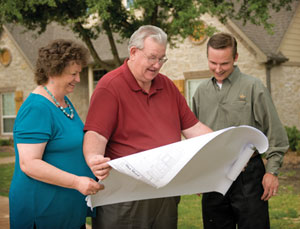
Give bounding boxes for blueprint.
[86,125,268,208]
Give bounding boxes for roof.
[229,0,300,61]
[4,22,129,69]
[4,1,299,67]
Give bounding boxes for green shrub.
[285,126,300,152]
[0,138,12,146]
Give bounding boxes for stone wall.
[0,32,35,100]
[68,69,90,122]
[0,31,35,137]
[271,65,300,129]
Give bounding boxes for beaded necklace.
[44,86,74,119]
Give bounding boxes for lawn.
[178,190,300,229]
[0,146,14,158]
[1,161,299,228]
[0,163,14,196]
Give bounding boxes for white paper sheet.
[86,125,268,208]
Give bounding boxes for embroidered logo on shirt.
[239,94,246,100]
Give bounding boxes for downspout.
[265,61,273,94]
[265,53,289,95]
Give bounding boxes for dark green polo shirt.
[192,66,289,174]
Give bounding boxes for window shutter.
[15,91,23,114]
[173,79,185,97]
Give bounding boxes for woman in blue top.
[9,39,106,229]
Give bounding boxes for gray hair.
[128,25,168,53]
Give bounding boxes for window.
[1,92,16,134]
[184,70,212,108]
[186,79,204,108]
[93,69,108,89]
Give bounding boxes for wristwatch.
[269,171,278,176]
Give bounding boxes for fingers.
[92,166,112,180]
[76,176,105,196]
[261,187,277,201]
[261,173,279,201]
[261,190,271,201]
[89,155,110,168]
[86,178,104,196]
[89,155,111,180]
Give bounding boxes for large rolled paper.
[86,125,268,208]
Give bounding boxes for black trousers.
[92,196,180,229]
[202,155,270,229]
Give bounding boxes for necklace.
[43,86,74,119]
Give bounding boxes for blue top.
[9,93,94,229]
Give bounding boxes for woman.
[9,39,103,229]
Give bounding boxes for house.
[0,23,128,137]
[0,1,299,138]
[161,0,300,131]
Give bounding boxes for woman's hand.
[72,176,104,196]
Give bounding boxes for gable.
[279,3,300,65]
[228,0,300,64]
[4,23,129,68]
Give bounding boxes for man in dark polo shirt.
[192,32,289,229]
[83,25,212,229]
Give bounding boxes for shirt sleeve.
[84,88,118,140]
[192,85,201,118]
[14,103,52,144]
[253,81,289,174]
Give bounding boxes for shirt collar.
[122,59,163,94]
[211,66,240,85]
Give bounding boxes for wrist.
[71,175,79,189]
[267,171,278,177]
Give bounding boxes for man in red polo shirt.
[83,25,212,229]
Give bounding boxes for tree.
[0,0,295,71]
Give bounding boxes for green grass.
[1,162,299,228]
[0,152,14,158]
[177,189,300,229]
[269,185,300,228]
[178,194,202,228]
[0,163,14,196]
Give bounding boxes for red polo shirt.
[84,60,198,159]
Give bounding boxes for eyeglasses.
[139,50,168,65]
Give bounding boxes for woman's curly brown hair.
[35,39,89,85]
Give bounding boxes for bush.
[0,139,12,146]
[285,126,300,152]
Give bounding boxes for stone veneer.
[0,32,34,100]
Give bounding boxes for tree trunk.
[74,22,115,71]
[103,21,122,67]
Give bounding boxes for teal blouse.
[9,93,94,229]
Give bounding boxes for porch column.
[88,65,93,101]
